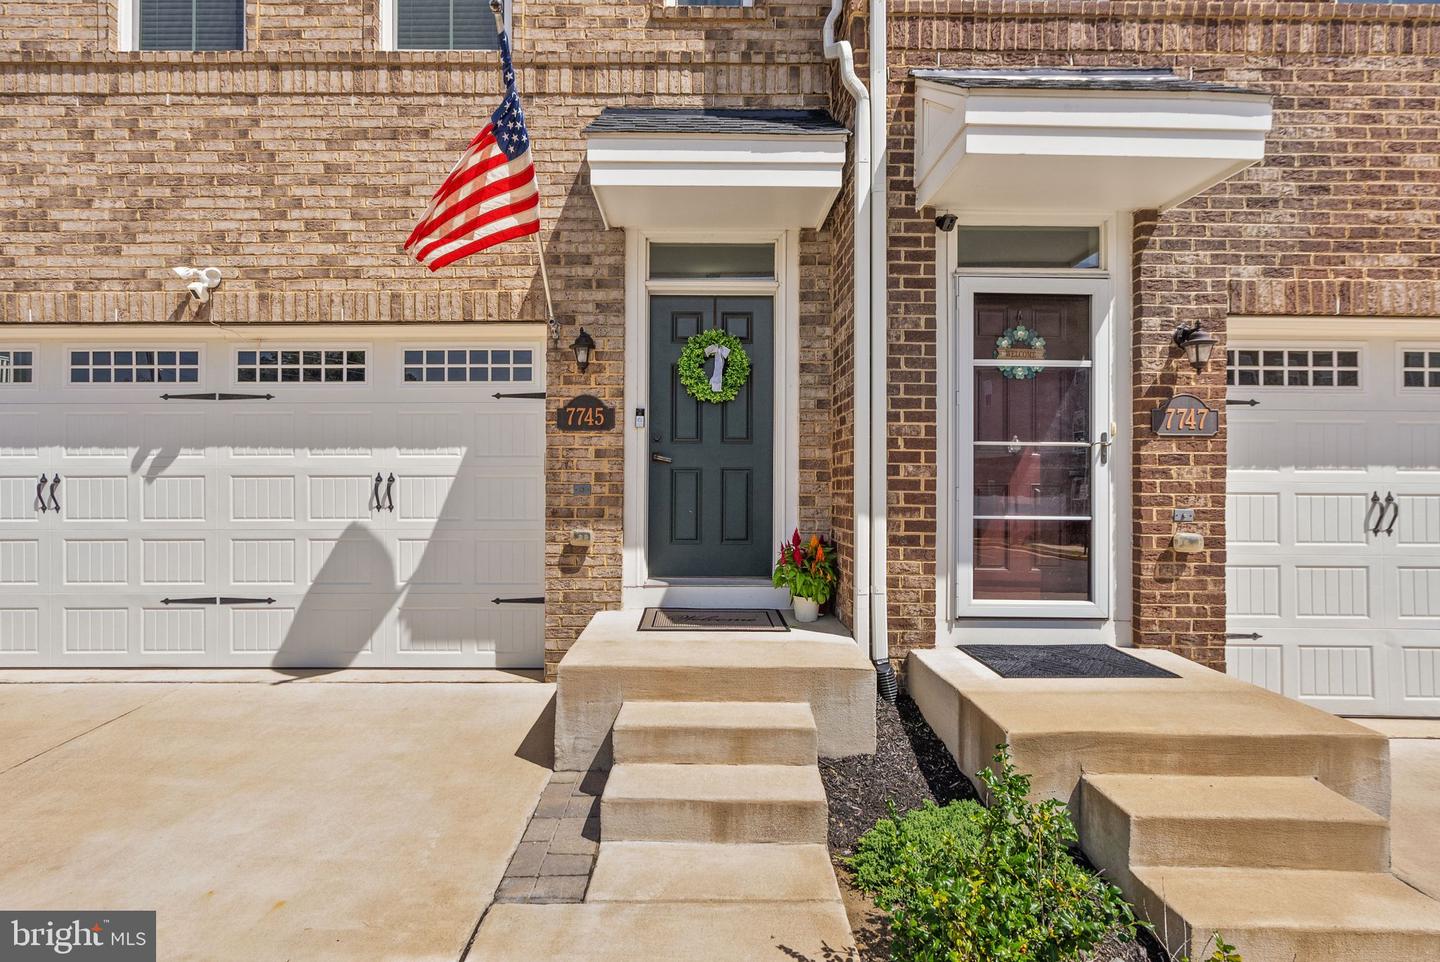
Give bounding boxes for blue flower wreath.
[994,325,1047,380]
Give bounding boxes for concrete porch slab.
[907,647,1391,816]
[555,611,875,770]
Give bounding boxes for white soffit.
[912,69,1273,214]
[584,109,848,231]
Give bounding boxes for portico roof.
[584,108,849,231]
[911,68,1272,214]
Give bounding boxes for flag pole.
[489,0,558,344]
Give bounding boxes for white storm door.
[955,276,1112,619]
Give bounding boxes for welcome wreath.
[678,328,751,404]
[994,324,1047,380]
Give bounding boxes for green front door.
[648,295,774,578]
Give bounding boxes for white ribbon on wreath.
[704,343,731,393]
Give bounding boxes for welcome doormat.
[959,645,1179,680]
[639,608,790,632]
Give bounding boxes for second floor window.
[397,0,499,50]
[139,0,244,50]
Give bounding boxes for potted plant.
[773,530,837,623]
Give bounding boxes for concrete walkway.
[1361,718,1440,901]
[0,679,554,962]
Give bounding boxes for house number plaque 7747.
[1150,393,1220,438]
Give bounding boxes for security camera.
[934,213,959,233]
[173,266,223,303]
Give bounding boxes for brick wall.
[0,0,840,677]
[886,0,1440,668]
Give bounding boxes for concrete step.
[1131,866,1440,962]
[471,902,856,961]
[907,647,1391,815]
[612,701,818,766]
[602,763,827,844]
[554,611,875,771]
[588,842,840,902]
[1081,773,1391,883]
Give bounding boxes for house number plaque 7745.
[556,395,616,432]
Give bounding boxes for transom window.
[1227,348,1360,388]
[0,350,34,385]
[70,349,200,384]
[395,0,500,49]
[403,348,534,383]
[237,349,366,383]
[1402,349,1440,389]
[957,226,1101,270]
[138,0,244,51]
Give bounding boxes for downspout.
[866,0,892,700]
[825,0,896,700]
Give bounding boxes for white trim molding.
[621,229,800,609]
[586,134,847,232]
[936,213,1133,645]
[912,74,1272,214]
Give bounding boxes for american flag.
[404,24,539,271]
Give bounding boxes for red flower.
[791,528,802,548]
[792,547,803,566]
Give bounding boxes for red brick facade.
[869,1,1440,668]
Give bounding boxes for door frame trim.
[621,228,799,604]
[934,211,1131,640]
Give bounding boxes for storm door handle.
[48,474,61,513]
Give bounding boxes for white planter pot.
[792,596,820,623]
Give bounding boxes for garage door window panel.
[1227,348,1361,388]
[70,349,200,385]
[1401,349,1440,389]
[401,348,535,384]
[0,350,34,386]
[237,349,366,384]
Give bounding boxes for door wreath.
[994,324,1047,380]
[678,329,751,404]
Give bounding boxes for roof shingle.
[585,108,848,137]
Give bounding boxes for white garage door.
[0,336,545,668]
[1226,336,1440,716]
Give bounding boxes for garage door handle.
[383,473,396,512]
[47,474,60,513]
[1374,492,1395,536]
[1382,492,1399,537]
[35,474,48,513]
[372,473,383,512]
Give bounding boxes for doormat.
[639,608,789,632]
[959,645,1179,680]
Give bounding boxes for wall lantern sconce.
[570,327,596,373]
[1173,321,1218,370]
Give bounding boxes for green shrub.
[848,745,1144,962]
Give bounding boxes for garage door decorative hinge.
[1225,398,1259,407]
[160,392,276,401]
[492,391,546,400]
[491,596,544,605]
[161,596,277,606]
[1225,632,1263,641]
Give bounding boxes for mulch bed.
[819,690,1167,962]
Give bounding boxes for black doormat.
[959,644,1179,680]
[639,608,790,632]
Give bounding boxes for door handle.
[48,474,61,513]
[35,474,48,513]
[372,473,383,512]
[1365,491,1381,533]
[1382,492,1399,537]
[1094,431,1111,466]
[1374,492,1395,537]
[651,453,673,464]
[383,473,396,512]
